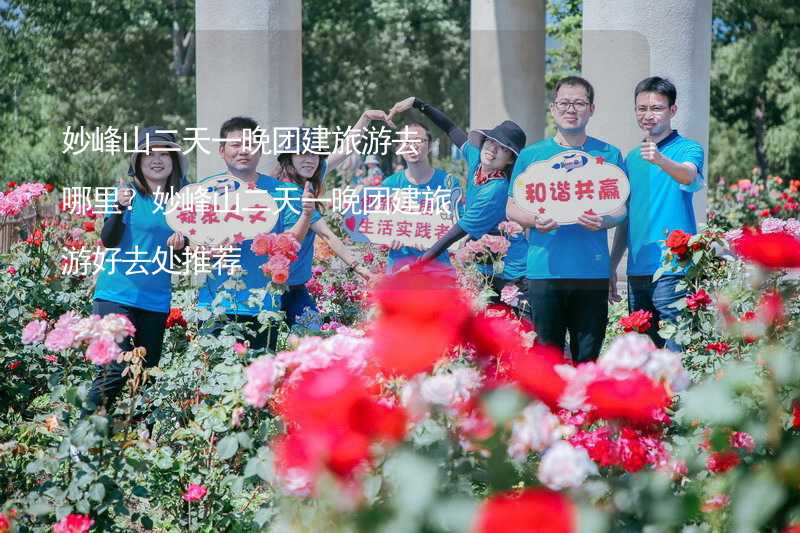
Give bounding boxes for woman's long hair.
[133,151,184,198]
[275,154,326,199]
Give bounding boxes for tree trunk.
[754,93,769,177]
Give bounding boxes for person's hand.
[301,181,315,217]
[641,136,665,165]
[609,271,622,303]
[361,109,396,129]
[576,211,603,231]
[387,96,416,124]
[389,239,404,250]
[117,177,134,208]
[534,217,559,233]
[354,265,375,282]
[167,231,186,251]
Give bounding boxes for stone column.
[195,0,302,179]
[470,0,546,142]
[582,0,712,222]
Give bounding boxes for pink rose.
[22,320,48,344]
[244,356,280,408]
[44,327,76,351]
[85,336,121,365]
[182,483,208,502]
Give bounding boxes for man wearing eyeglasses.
[506,76,626,362]
[610,76,705,352]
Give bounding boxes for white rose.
[537,441,597,490]
[420,375,458,406]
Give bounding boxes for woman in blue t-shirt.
[387,97,529,306]
[274,127,374,329]
[86,127,188,413]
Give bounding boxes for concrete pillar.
[196,0,302,179]
[470,0,546,141]
[582,0,712,226]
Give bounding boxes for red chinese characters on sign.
[599,178,620,200]
[511,150,629,225]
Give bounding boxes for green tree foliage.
[710,0,800,181]
[0,0,195,187]
[302,0,469,148]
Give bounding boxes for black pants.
[527,279,608,363]
[204,314,279,352]
[85,300,168,412]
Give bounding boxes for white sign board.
[511,150,629,224]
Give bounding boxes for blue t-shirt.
[197,173,286,316]
[625,130,704,276]
[380,169,455,274]
[94,195,176,313]
[283,161,327,285]
[460,142,528,281]
[509,137,625,280]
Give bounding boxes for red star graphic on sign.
[584,209,597,215]
[189,228,197,235]
[538,207,546,214]
[595,156,605,165]
[233,232,245,244]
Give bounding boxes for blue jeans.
[281,284,320,330]
[627,275,686,352]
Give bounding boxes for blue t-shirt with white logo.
[625,130,704,276]
[197,173,286,315]
[380,169,455,274]
[460,142,527,280]
[283,161,327,285]
[94,194,175,313]
[509,137,625,280]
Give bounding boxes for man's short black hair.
[553,76,595,105]
[219,116,259,140]
[634,77,677,107]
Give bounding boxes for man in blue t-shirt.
[610,77,705,352]
[506,76,627,362]
[196,116,315,351]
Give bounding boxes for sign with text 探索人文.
[164,175,279,246]
[511,150,629,225]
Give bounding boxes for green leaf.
[217,434,239,460]
[140,515,154,529]
[677,380,743,425]
[384,451,438,517]
[732,470,786,532]
[482,387,525,426]
[88,482,106,503]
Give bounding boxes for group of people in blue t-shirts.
[84,74,704,416]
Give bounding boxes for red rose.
[474,488,575,533]
[6,360,21,371]
[165,308,187,329]
[45,182,55,193]
[585,370,671,426]
[706,342,730,355]
[619,309,653,333]
[733,231,800,269]
[686,289,712,311]
[82,221,95,232]
[371,268,470,377]
[792,401,800,429]
[665,229,692,259]
[509,345,569,410]
[33,308,49,320]
[707,450,740,473]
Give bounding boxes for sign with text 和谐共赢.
[164,175,279,246]
[511,150,629,225]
